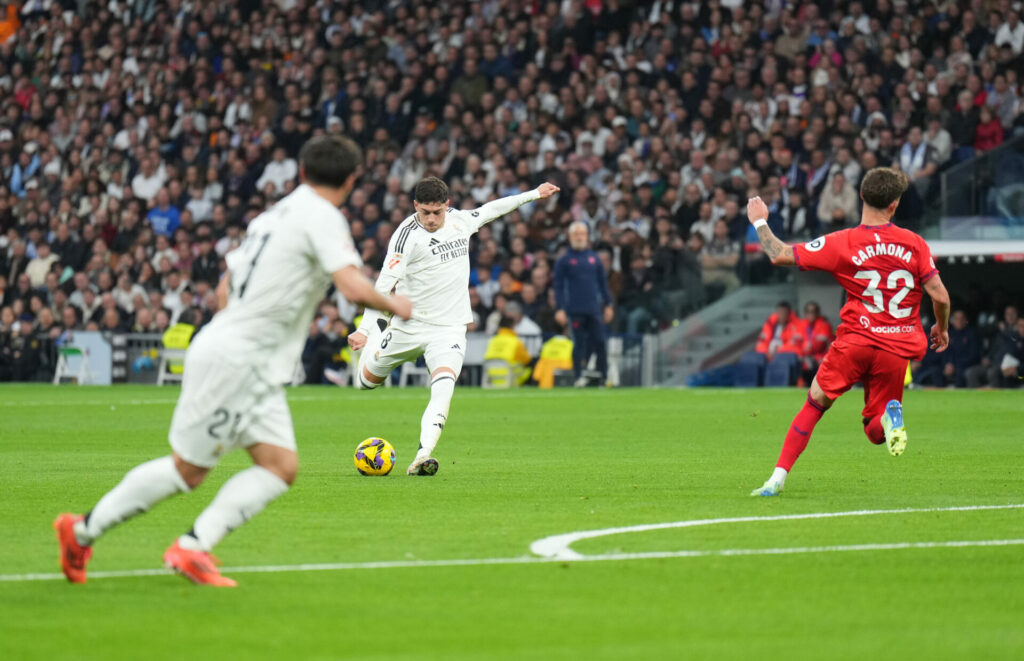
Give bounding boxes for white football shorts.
[361,320,466,379]
[168,333,296,468]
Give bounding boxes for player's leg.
[54,345,222,583]
[861,351,909,456]
[54,453,200,584]
[751,343,862,496]
[166,388,295,587]
[409,331,466,475]
[592,314,609,384]
[569,315,590,385]
[354,326,417,390]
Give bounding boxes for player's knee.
[357,368,382,390]
[172,453,209,490]
[276,456,298,486]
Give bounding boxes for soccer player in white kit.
[53,136,413,586]
[347,177,560,475]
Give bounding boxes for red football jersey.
[792,223,938,360]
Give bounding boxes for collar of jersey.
[856,222,893,229]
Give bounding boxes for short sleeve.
[311,210,363,274]
[792,234,841,272]
[917,237,939,283]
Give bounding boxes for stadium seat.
[156,348,186,386]
[764,360,793,387]
[398,362,431,387]
[739,351,767,368]
[733,362,762,388]
[52,346,95,386]
[770,352,801,385]
[482,359,515,389]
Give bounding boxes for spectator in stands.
[898,127,939,196]
[504,300,541,344]
[948,90,980,162]
[944,310,982,388]
[816,172,860,231]
[25,241,57,288]
[974,106,1005,152]
[146,189,181,239]
[1000,318,1024,387]
[484,316,532,387]
[700,219,741,296]
[755,302,804,361]
[967,305,1020,387]
[256,148,299,197]
[799,302,834,384]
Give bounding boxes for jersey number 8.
[854,269,914,319]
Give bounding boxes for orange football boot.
[162,540,237,587]
[53,513,93,584]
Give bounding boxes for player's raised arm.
[924,273,951,352]
[747,196,796,266]
[464,182,560,231]
[332,265,412,323]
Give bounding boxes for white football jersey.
[359,189,540,333]
[199,184,362,383]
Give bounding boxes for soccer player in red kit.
[747,167,951,496]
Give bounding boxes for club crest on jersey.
[805,236,826,252]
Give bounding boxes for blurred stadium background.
[1,0,1023,390]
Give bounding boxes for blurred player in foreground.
[346,177,559,475]
[54,136,413,586]
[747,167,950,496]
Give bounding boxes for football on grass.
[354,437,396,476]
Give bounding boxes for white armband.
[752,218,768,229]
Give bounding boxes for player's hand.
[389,295,413,321]
[603,306,614,324]
[746,196,769,224]
[347,331,367,351]
[536,182,561,199]
[929,324,949,353]
[555,309,568,328]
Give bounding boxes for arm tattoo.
[756,225,794,263]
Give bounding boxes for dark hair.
[776,301,792,311]
[299,135,362,188]
[414,177,449,204]
[860,167,908,210]
[498,315,515,329]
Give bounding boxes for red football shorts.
[814,339,909,419]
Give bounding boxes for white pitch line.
[3,538,1023,583]
[529,503,1024,559]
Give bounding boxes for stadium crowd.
[2,0,1024,385]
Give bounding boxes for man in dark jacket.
[944,309,981,387]
[553,222,613,386]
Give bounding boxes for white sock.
[770,466,788,488]
[74,456,189,546]
[415,374,456,462]
[178,466,289,552]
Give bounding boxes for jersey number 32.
[854,269,914,319]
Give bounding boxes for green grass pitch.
[1,385,1022,660]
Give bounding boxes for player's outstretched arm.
[924,274,951,352]
[333,265,412,322]
[466,182,560,229]
[747,196,796,267]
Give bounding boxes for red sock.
[863,415,885,445]
[776,396,827,471]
